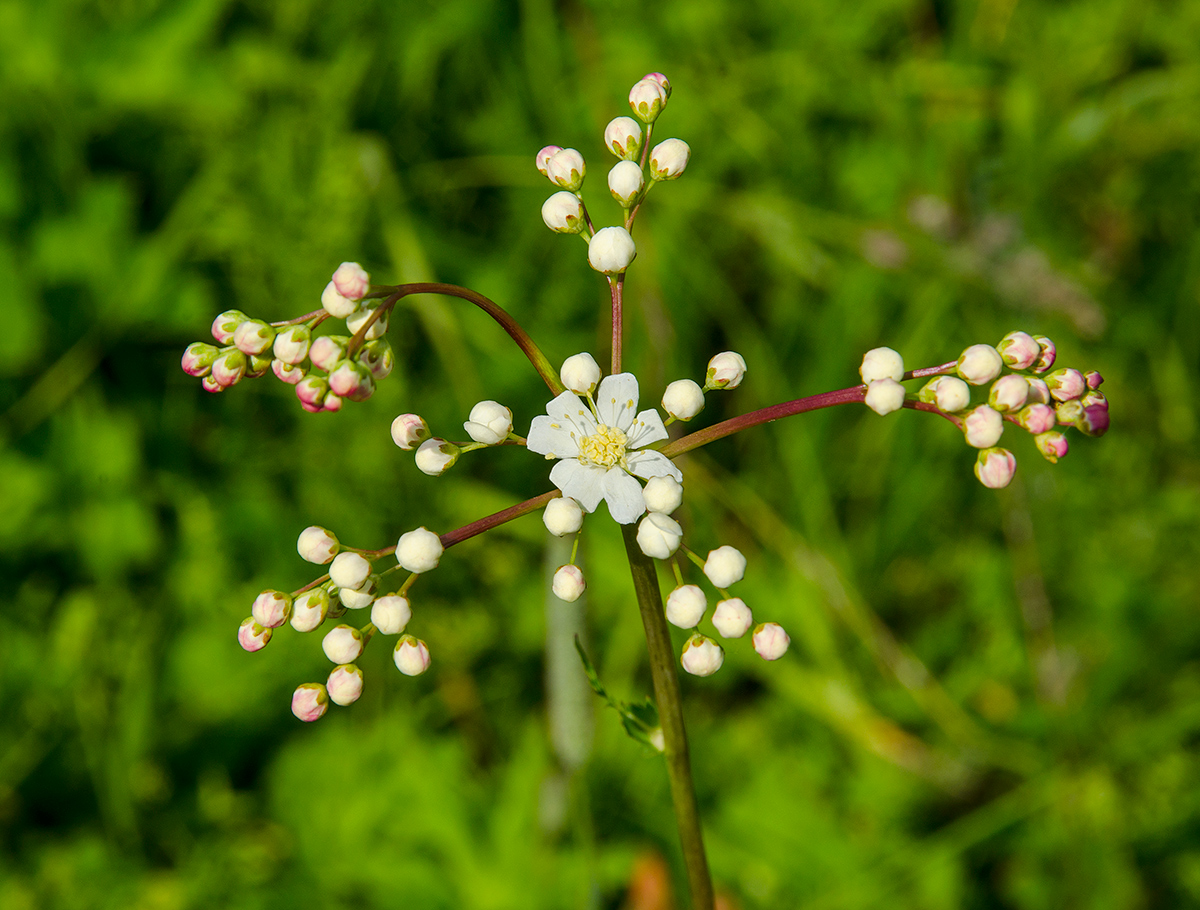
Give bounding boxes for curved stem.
[610,275,625,374]
[621,525,714,910]
[345,294,399,359]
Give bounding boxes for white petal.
[550,459,606,512]
[527,415,581,459]
[626,449,683,482]
[546,389,597,436]
[595,373,640,430]
[602,468,646,524]
[626,408,668,449]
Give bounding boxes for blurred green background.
[2,0,1197,907]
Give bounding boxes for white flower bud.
[1026,377,1051,405]
[975,447,1017,489]
[587,226,637,274]
[535,145,563,177]
[271,359,306,385]
[322,624,364,664]
[997,331,1039,370]
[541,191,585,234]
[181,342,219,377]
[297,526,339,564]
[963,405,1004,448]
[210,349,247,388]
[604,116,643,159]
[233,319,275,356]
[712,597,753,638]
[251,590,293,629]
[752,623,790,661]
[666,585,707,629]
[371,595,412,635]
[346,306,389,341]
[629,78,668,123]
[394,635,431,676]
[291,683,328,722]
[957,344,1004,385]
[860,347,905,383]
[396,526,444,574]
[543,497,584,537]
[560,352,602,395]
[636,512,684,560]
[608,160,644,207]
[649,138,690,181]
[339,575,378,609]
[680,634,724,677]
[211,309,247,345]
[359,338,394,380]
[706,351,747,389]
[552,564,586,602]
[1032,335,1056,373]
[415,438,460,475]
[920,375,971,413]
[643,475,683,515]
[988,374,1029,413]
[546,148,585,191]
[332,262,370,300]
[329,552,371,590]
[327,664,364,706]
[290,587,330,632]
[463,400,513,445]
[643,72,672,98]
[661,379,705,421]
[390,413,430,450]
[237,617,271,652]
[321,280,360,318]
[703,546,747,588]
[309,335,348,371]
[865,379,906,415]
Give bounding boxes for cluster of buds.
[860,331,1109,488]
[388,398,519,477]
[180,262,395,413]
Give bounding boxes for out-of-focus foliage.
[1,0,1197,907]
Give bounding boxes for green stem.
[620,524,714,910]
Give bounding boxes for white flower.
[752,623,790,661]
[332,262,370,300]
[321,280,360,318]
[527,372,681,524]
[649,138,690,181]
[329,552,371,590]
[546,148,586,191]
[680,634,724,677]
[297,526,339,564]
[552,564,586,602]
[957,344,1003,385]
[327,664,364,706]
[541,191,585,233]
[604,116,643,159]
[865,379,906,415]
[560,352,601,395]
[394,635,431,676]
[860,347,905,383]
[963,405,1004,448]
[666,585,707,629]
[322,624,364,664]
[712,598,753,638]
[396,527,444,573]
[608,160,644,207]
[642,475,683,514]
[291,683,328,722]
[588,226,637,274]
[290,588,330,632]
[661,379,705,420]
[704,546,746,588]
[415,438,460,475]
[463,400,513,445]
[390,413,430,450]
[251,590,292,629]
[371,595,412,635]
[543,497,584,537]
[636,512,683,559]
[705,351,747,389]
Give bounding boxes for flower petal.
[527,415,581,459]
[626,449,683,482]
[602,467,646,524]
[626,408,668,450]
[596,373,640,430]
[550,459,606,512]
[546,389,597,436]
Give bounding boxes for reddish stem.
[610,275,625,374]
[905,360,958,380]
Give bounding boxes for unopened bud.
[963,405,1004,448]
[346,306,389,341]
[395,526,444,574]
[1035,431,1069,463]
[210,349,247,388]
[865,379,905,415]
[322,393,343,413]
[919,375,970,413]
[329,361,375,401]
[371,594,412,635]
[974,447,1017,489]
[1026,377,1051,405]
[546,148,586,191]
[245,354,272,379]
[1016,403,1056,434]
[1078,405,1110,437]
[201,375,223,393]
[1032,336,1057,373]
[680,634,724,677]
[291,683,328,722]
[359,338,394,380]
[309,335,349,371]
[604,116,643,160]
[643,475,683,514]
[988,374,1029,413]
[211,309,248,345]
[957,344,1003,385]
[321,280,360,319]
[644,72,672,97]
[297,526,339,564]
[552,564,586,602]
[649,139,690,181]
[535,145,563,177]
[321,624,364,664]
[233,319,275,356]
[390,413,430,450]
[237,617,272,652]
[666,585,706,629]
[326,664,363,706]
[182,342,220,377]
[712,597,753,638]
[706,351,747,389]
[703,545,746,588]
[629,78,667,123]
[415,438,460,476]
[636,512,683,559]
[339,576,378,610]
[394,635,431,676]
[464,400,514,445]
[560,352,602,395]
[608,160,644,207]
[1081,390,1107,410]
[997,331,1039,370]
[661,379,705,420]
[295,375,329,410]
[1055,399,1084,426]
[543,497,584,537]
[541,191,585,234]
[332,262,370,301]
[291,587,330,632]
[1047,368,1086,402]
[860,347,905,384]
[753,623,790,661]
[587,226,636,274]
[272,359,306,385]
[251,590,293,628]
[1085,370,1104,390]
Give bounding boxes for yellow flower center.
[577,424,628,467]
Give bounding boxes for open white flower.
[527,370,682,524]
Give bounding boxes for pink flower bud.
[1081,390,1107,410]
[666,585,707,629]
[201,375,223,393]
[1085,370,1104,390]
[1016,403,1056,434]
[181,342,219,377]
[291,587,330,632]
[295,375,329,409]
[371,594,412,635]
[322,624,364,664]
[1026,377,1051,405]
[210,349,247,388]
[752,623,790,661]
[1078,405,1110,437]
[535,145,563,177]
[1032,336,1057,373]
[211,310,247,344]
[552,564,586,602]
[974,447,1016,489]
[1035,431,1069,463]
[327,664,364,706]
[251,590,293,628]
[1047,368,1086,402]
[546,148,586,192]
[329,361,374,401]
[237,617,271,652]
[297,526,339,564]
[957,344,1003,385]
[604,116,643,160]
[712,597,753,638]
[272,359,306,385]
[321,280,359,318]
[291,683,328,722]
[988,374,1029,412]
[643,72,672,98]
[273,324,311,364]
[629,78,668,123]
[322,393,343,413]
[680,634,723,677]
[233,319,275,356]
[332,262,370,301]
[309,335,348,371]
[394,635,431,676]
[997,331,1039,370]
[390,413,430,450]
[963,405,1004,448]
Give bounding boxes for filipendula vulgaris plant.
[181,72,1109,908]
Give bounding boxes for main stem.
[621,524,714,910]
[610,275,625,374]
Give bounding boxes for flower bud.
[704,545,746,588]
[643,72,672,97]
[712,597,753,638]
[546,148,585,191]
[394,635,431,676]
[332,262,370,301]
[201,375,223,393]
[211,309,248,344]
[309,335,348,371]
[997,331,1039,370]
[1035,431,1069,463]
[295,375,329,410]
[245,354,272,379]
[865,379,905,415]
[346,306,389,341]
[233,319,275,356]
[860,347,905,384]
[1085,370,1104,390]
[649,139,690,181]
[1016,403,1056,434]
[643,475,683,515]
[629,78,667,123]
[543,497,584,537]
[1032,336,1056,373]
[706,351,748,389]
[297,526,339,564]
[541,191,585,234]
[957,344,1004,385]
[329,552,371,589]
[604,116,643,159]
[321,280,360,318]
[272,359,306,385]
[661,379,705,420]
[329,361,375,401]
[322,624,364,664]
[371,594,412,635]
[359,339,394,380]
[988,374,1029,413]
[637,512,684,559]
[1081,389,1107,410]
[291,587,330,632]
[390,413,430,450]
[1055,398,1084,426]
[963,405,1004,448]
[322,392,343,413]
[339,575,378,610]
[1026,377,1051,405]
[666,585,706,629]
[680,634,723,677]
[753,623,790,661]
[1078,405,1110,437]
[535,145,563,177]
[552,564,586,602]
[210,349,247,388]
[587,226,636,274]
[974,447,1017,489]
[237,617,272,652]
[182,342,220,377]
[1047,368,1086,402]
[920,375,970,413]
[464,400,514,445]
[327,664,364,706]
[560,352,602,395]
[251,590,293,628]
[291,683,328,722]
[608,160,644,207]
[415,438,460,475]
[396,526,444,573]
